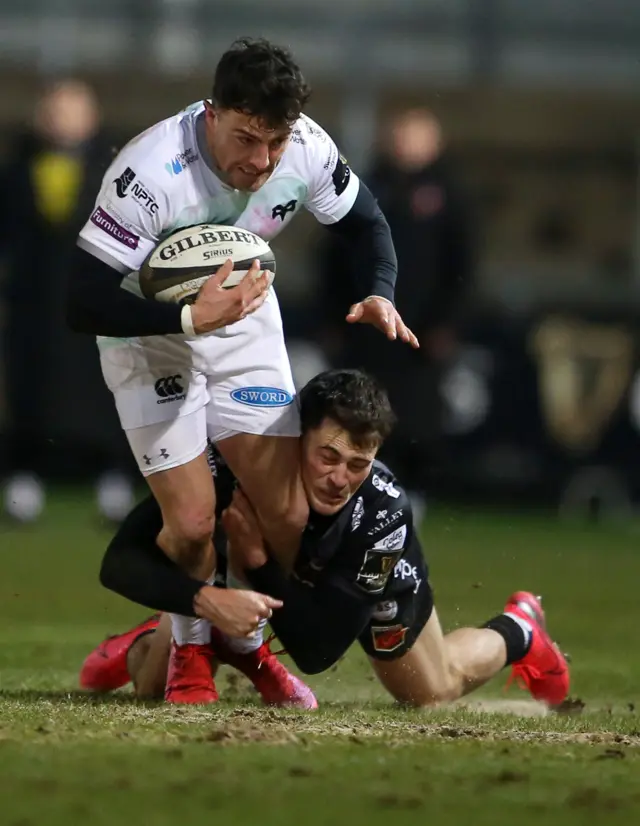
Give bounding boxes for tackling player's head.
[299,369,396,515]
[204,38,311,192]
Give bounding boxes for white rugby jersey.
[78,101,359,297]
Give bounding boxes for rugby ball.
[139,224,276,305]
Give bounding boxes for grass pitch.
[1,492,639,825]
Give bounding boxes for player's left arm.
[302,121,418,348]
[223,491,374,674]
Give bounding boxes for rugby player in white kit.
[67,38,418,703]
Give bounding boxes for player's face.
[302,419,379,515]
[203,103,291,192]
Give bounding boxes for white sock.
[170,573,214,647]
[224,618,267,654]
[222,569,267,654]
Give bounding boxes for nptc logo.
[114,167,136,198]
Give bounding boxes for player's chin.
[311,494,349,516]
[233,170,270,192]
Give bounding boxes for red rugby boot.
[164,642,219,704]
[211,629,318,710]
[504,591,570,707]
[79,614,160,692]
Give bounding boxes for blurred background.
[0,0,639,524]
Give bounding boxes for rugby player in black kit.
[80,370,570,708]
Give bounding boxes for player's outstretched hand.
[193,585,282,638]
[191,258,270,334]
[346,296,419,348]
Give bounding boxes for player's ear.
[203,100,216,119]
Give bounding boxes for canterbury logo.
[154,374,185,401]
[271,200,297,221]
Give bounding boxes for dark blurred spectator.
[316,108,475,509]
[0,79,135,522]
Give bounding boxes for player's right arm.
[67,146,268,338]
[99,495,280,639]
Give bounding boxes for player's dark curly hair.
[299,369,396,448]
[212,38,311,128]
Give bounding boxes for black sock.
[482,614,532,666]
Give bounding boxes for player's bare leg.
[147,451,216,579]
[217,434,308,572]
[370,609,508,706]
[128,613,173,700]
[145,451,218,704]
[371,595,569,708]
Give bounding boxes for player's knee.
[405,668,464,707]
[378,656,464,707]
[160,507,214,566]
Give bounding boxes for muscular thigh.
[369,609,451,706]
[203,291,299,443]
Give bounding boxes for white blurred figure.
[95,471,134,524]
[3,473,45,523]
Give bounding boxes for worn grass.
[0,492,639,825]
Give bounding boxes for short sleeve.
[77,147,169,274]
[301,117,360,225]
[349,480,414,598]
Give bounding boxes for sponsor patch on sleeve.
[90,206,140,249]
[332,154,351,196]
[372,524,407,552]
[356,549,403,594]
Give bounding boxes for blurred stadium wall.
[0,0,639,516]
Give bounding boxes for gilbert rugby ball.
[139,224,275,305]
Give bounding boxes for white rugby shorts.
[99,290,299,475]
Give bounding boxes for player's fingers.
[406,325,420,349]
[263,595,284,611]
[395,315,413,344]
[238,271,269,306]
[346,302,363,322]
[237,260,264,290]
[255,602,273,620]
[247,258,261,275]
[249,271,271,298]
[241,288,269,319]
[381,308,396,340]
[210,258,235,286]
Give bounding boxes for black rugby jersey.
[208,446,429,672]
[210,443,422,605]
[100,444,429,672]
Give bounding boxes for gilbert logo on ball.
[139,224,275,304]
